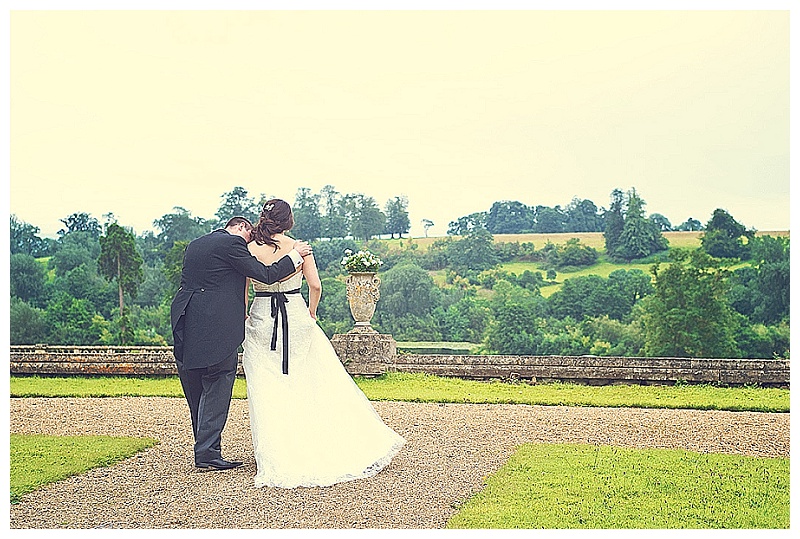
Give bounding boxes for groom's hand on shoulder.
[293,240,313,257]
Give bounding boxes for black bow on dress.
[255,288,301,375]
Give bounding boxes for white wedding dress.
[242,271,405,488]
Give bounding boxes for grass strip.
[447,443,790,529]
[11,375,191,398]
[10,372,789,412]
[10,434,159,504]
[355,373,789,413]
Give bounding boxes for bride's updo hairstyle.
[252,198,295,251]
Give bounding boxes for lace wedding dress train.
[242,272,405,488]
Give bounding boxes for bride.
[242,199,405,488]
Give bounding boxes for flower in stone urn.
[341,249,383,332]
[340,249,383,273]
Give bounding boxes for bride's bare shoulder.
[248,240,270,253]
[249,239,278,259]
[273,234,294,249]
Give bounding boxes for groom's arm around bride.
[170,216,311,369]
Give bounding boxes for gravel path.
[9,397,790,529]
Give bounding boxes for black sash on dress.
[255,288,301,375]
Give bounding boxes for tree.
[547,275,613,321]
[648,213,673,231]
[564,198,604,233]
[606,269,653,311]
[10,254,48,307]
[309,238,359,273]
[613,188,668,261]
[732,316,789,359]
[320,185,349,239]
[485,201,534,234]
[420,237,452,270]
[435,295,492,343]
[675,217,703,231]
[136,230,166,266]
[292,187,322,241]
[603,188,625,255]
[163,240,189,292]
[532,205,566,233]
[98,222,144,344]
[372,263,442,340]
[376,264,440,319]
[541,238,599,270]
[58,212,101,238]
[637,249,738,358]
[446,227,499,274]
[421,219,434,238]
[349,194,386,240]
[313,277,351,337]
[484,280,546,355]
[447,212,487,236]
[50,264,115,318]
[121,304,172,346]
[700,209,753,259]
[49,231,101,277]
[215,186,262,224]
[10,298,48,345]
[44,292,107,345]
[546,270,651,322]
[727,265,758,319]
[579,315,645,357]
[384,196,410,239]
[153,207,209,250]
[10,215,52,257]
[134,264,173,307]
[517,270,545,292]
[748,235,789,324]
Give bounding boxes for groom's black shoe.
[195,458,243,471]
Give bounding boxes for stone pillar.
[331,328,396,376]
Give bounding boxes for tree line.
[9,185,789,360]
[448,189,703,236]
[315,210,787,360]
[10,185,411,347]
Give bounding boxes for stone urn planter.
[345,272,381,333]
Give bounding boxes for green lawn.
[500,260,655,297]
[356,372,788,412]
[10,434,159,504]
[10,372,789,412]
[500,259,654,279]
[447,443,789,529]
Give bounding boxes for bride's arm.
[302,254,322,319]
[245,278,251,318]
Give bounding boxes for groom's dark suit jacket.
[170,229,297,370]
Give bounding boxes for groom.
[171,216,312,471]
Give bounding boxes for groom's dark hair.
[225,216,254,230]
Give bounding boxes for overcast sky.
[7,4,792,239]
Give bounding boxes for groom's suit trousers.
[176,350,239,464]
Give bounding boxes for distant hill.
[381,230,789,253]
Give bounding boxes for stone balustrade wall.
[9,345,789,387]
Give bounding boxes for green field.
[403,231,790,297]
[383,230,788,252]
[499,260,655,297]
